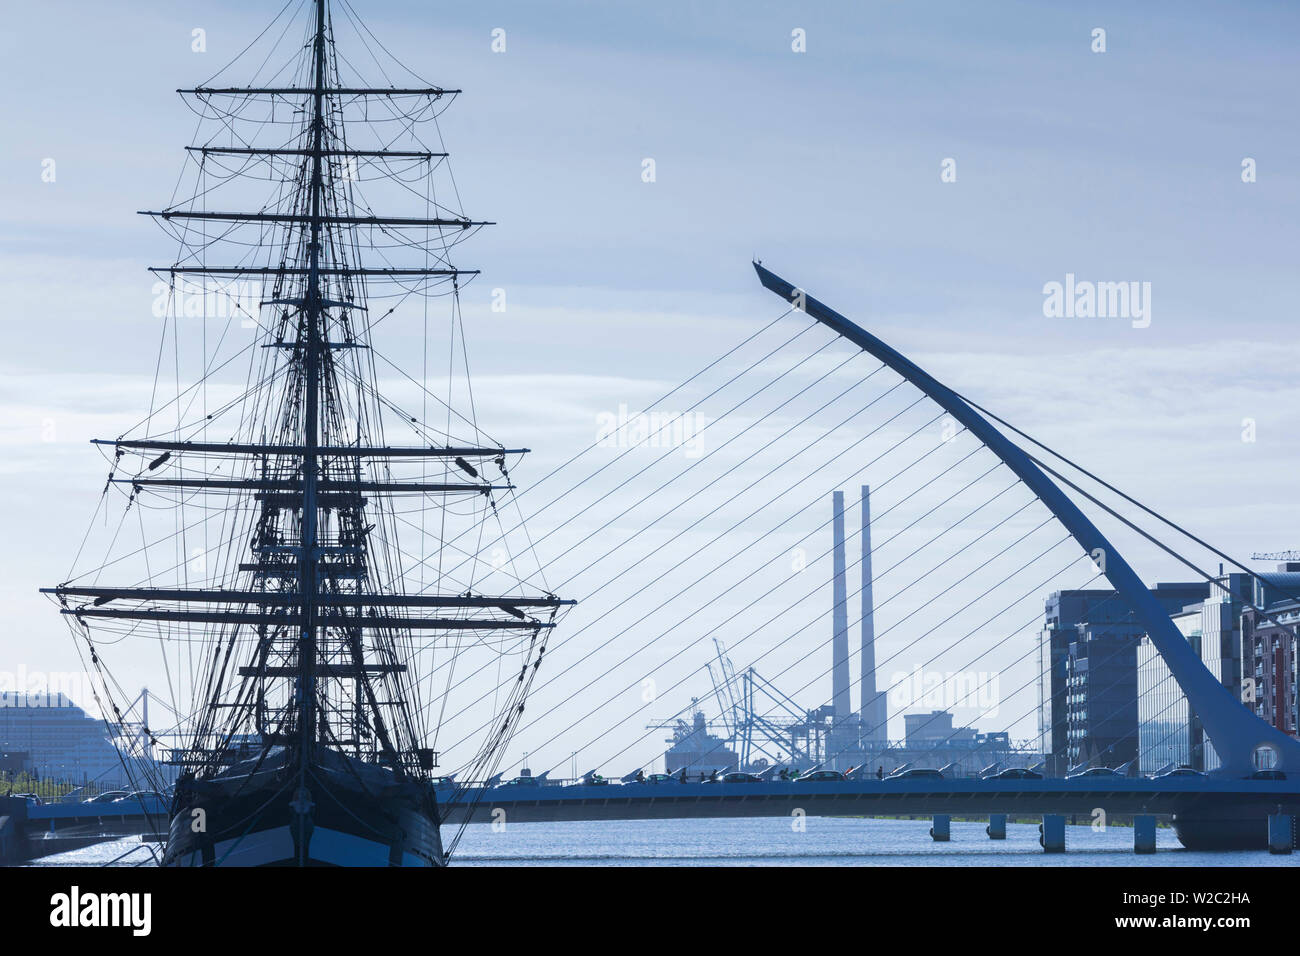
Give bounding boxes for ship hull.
[161,749,445,867]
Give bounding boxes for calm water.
[32,816,1300,866]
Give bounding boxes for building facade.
[1039,583,1208,776]
[1135,572,1267,773]
[1241,567,1300,742]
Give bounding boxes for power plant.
[859,486,888,742]
[830,486,888,746]
[657,487,1035,776]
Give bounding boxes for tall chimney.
[860,485,888,741]
[831,490,851,719]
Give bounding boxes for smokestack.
[831,490,851,719]
[860,485,887,741]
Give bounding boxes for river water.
[30,816,1300,866]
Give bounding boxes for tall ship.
[42,0,571,866]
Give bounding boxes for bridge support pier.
[986,814,1006,840]
[929,814,950,841]
[0,797,29,865]
[1268,813,1293,854]
[0,814,21,865]
[1133,815,1156,854]
[1040,814,1065,853]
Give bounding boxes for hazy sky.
[2,0,1298,777]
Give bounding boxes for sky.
[1,0,1298,779]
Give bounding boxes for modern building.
[1138,599,1227,772]
[1137,616,1197,771]
[1038,583,1208,776]
[1066,629,1141,768]
[0,692,125,787]
[1137,571,1292,773]
[1241,565,1300,742]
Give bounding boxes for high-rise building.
[1039,583,1208,776]
[1137,572,1269,773]
[1137,611,1198,771]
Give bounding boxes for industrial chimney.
[860,485,888,741]
[831,490,851,719]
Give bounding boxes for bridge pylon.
[754,261,1300,777]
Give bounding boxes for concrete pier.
[1040,814,1066,853]
[0,797,28,866]
[1268,813,1293,854]
[929,814,950,841]
[986,813,1006,839]
[1134,815,1156,854]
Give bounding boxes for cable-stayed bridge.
[29,264,1300,862]
[437,263,1300,853]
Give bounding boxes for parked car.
[991,767,1043,780]
[888,768,944,780]
[800,770,846,783]
[718,771,762,784]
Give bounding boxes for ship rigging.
[42,0,572,866]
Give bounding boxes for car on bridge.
[1151,768,1206,780]
[799,770,846,783]
[990,767,1043,780]
[717,771,762,784]
[498,776,541,788]
[112,790,167,808]
[82,790,130,804]
[641,773,679,785]
[887,768,944,781]
[1066,767,1122,779]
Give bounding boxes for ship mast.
[298,0,327,764]
[44,0,575,789]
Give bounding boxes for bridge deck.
[26,778,1300,829]
[440,777,1300,824]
